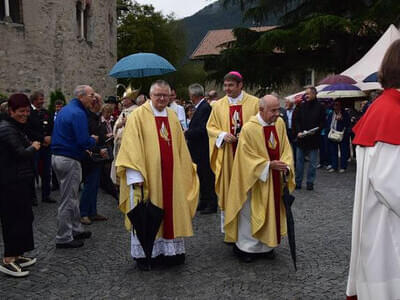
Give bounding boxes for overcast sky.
[135,0,215,19]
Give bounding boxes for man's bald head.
[259,94,281,123]
[260,94,279,108]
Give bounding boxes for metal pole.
[4,0,10,17]
[4,0,13,22]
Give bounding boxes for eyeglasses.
[152,94,170,99]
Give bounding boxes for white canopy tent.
[285,24,400,100]
[341,24,400,82]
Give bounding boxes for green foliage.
[0,91,7,102]
[117,2,186,65]
[209,0,400,90]
[166,61,208,101]
[48,89,66,114]
[116,1,208,98]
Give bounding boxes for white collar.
[228,91,244,105]
[195,98,205,109]
[150,101,167,117]
[257,112,274,126]
[31,104,37,111]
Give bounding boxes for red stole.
[229,105,243,155]
[155,116,174,239]
[263,125,281,244]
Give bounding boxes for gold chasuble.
[206,92,259,211]
[116,102,199,238]
[224,116,295,247]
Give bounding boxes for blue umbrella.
[363,72,378,83]
[317,83,366,99]
[109,53,176,78]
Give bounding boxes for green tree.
[48,89,66,114]
[117,2,185,64]
[116,1,206,97]
[210,0,400,90]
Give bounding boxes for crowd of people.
[0,74,376,276]
[1,40,400,300]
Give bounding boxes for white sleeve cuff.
[216,132,228,148]
[126,168,144,185]
[259,162,270,182]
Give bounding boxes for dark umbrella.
[282,175,297,271]
[317,83,366,99]
[319,74,356,85]
[127,185,164,270]
[363,72,378,82]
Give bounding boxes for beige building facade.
[0,0,117,100]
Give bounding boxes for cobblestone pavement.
[0,162,356,299]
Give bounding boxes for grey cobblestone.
[0,162,356,299]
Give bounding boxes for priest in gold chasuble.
[116,80,199,269]
[206,72,259,231]
[224,95,295,262]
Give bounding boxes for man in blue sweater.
[51,85,98,248]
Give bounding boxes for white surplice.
[346,143,400,300]
[129,185,185,258]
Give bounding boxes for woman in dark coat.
[0,94,40,277]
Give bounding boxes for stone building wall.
[0,0,117,101]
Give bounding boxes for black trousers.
[100,161,118,200]
[0,179,34,257]
[196,159,218,210]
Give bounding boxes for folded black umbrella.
[282,175,297,271]
[127,185,164,270]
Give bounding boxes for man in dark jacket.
[79,93,108,225]
[185,83,217,214]
[51,85,98,249]
[294,87,325,190]
[26,91,55,205]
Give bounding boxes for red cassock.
[155,116,174,239]
[263,125,281,244]
[229,105,243,155]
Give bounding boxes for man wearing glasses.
[116,80,199,270]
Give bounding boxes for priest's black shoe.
[306,183,314,191]
[233,245,254,263]
[261,249,276,260]
[42,197,57,203]
[136,258,151,271]
[200,207,217,215]
[163,254,185,266]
